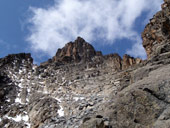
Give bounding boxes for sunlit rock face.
[142,0,170,59]
[52,37,97,63]
[1,1,170,128]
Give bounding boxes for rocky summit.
[1,0,170,128]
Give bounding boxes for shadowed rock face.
[122,54,142,70]
[0,53,33,66]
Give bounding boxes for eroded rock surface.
[52,37,97,63]
[1,0,170,128]
[142,0,170,59]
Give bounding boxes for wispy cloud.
[126,37,147,59]
[26,0,163,59]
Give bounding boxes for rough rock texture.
[142,0,170,59]
[122,54,142,70]
[1,1,170,128]
[0,40,143,128]
[52,37,97,63]
[104,54,122,71]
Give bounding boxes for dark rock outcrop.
[0,53,33,66]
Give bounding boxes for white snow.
[73,97,79,101]
[23,112,30,128]
[39,81,45,84]
[5,115,22,122]
[32,65,37,71]
[73,96,85,101]
[27,88,30,93]
[22,115,29,122]
[19,70,23,74]
[58,105,64,117]
[43,88,49,94]
[26,98,29,102]
[6,99,10,102]
[8,83,12,85]
[44,90,48,94]
[38,75,41,79]
[9,71,12,75]
[68,81,72,85]
[15,98,22,104]
[5,114,29,124]
[18,83,23,88]
[20,78,24,82]
[25,122,31,128]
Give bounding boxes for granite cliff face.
[1,0,170,128]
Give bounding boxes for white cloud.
[26,0,163,59]
[126,37,147,59]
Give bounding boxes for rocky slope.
[1,0,170,128]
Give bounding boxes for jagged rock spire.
[53,37,96,63]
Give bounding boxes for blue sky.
[0,0,163,64]
[0,0,54,63]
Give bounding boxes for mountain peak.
[75,36,86,44]
[52,37,96,63]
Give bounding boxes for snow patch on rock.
[58,105,64,117]
[74,96,85,101]
[15,97,22,104]
[5,115,22,122]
